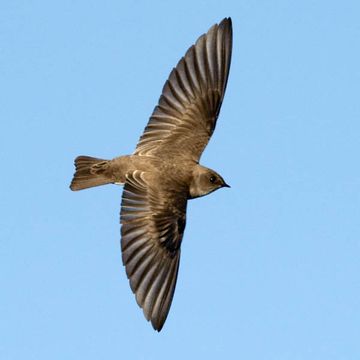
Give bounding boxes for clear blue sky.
[1,1,359,359]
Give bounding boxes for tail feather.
[70,156,112,191]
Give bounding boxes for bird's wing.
[120,170,187,331]
[134,18,232,162]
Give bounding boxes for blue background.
[1,1,359,359]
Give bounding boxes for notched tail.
[70,156,112,191]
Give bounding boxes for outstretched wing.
[120,171,187,331]
[134,18,232,162]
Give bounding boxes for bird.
[70,17,232,331]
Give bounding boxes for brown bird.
[70,17,232,331]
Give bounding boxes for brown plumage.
[70,18,233,331]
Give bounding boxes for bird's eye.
[209,175,216,184]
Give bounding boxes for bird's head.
[189,165,230,199]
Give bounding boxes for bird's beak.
[223,182,231,188]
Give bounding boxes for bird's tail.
[70,156,113,191]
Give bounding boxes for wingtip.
[220,17,232,27]
[152,320,164,332]
[218,17,233,43]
